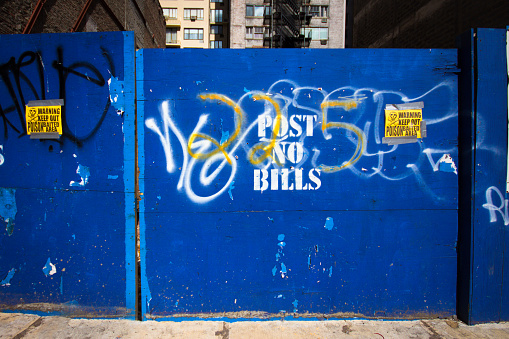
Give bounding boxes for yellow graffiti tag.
[187,94,244,164]
[319,100,365,172]
[247,94,282,165]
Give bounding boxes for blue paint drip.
[60,275,64,294]
[275,253,281,261]
[281,263,287,274]
[108,76,125,114]
[228,181,235,200]
[1,268,15,286]
[292,299,299,313]
[0,188,17,236]
[324,217,334,231]
[272,265,277,276]
[329,266,333,277]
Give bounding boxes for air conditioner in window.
[321,18,327,23]
[320,40,327,45]
[191,15,197,20]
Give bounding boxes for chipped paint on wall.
[324,217,334,230]
[0,187,17,236]
[0,145,4,166]
[70,164,90,187]
[42,257,57,277]
[424,150,458,175]
[1,268,15,286]
[108,76,125,115]
[292,299,299,312]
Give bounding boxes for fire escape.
[263,0,312,48]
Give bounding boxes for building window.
[211,0,223,2]
[184,8,204,20]
[184,28,204,40]
[305,6,328,17]
[246,26,265,39]
[166,28,178,43]
[254,27,264,39]
[301,27,328,40]
[246,5,268,17]
[210,9,223,23]
[210,25,223,35]
[163,8,178,19]
[210,41,223,48]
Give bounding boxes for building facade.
[160,0,230,48]
[0,0,166,49]
[230,0,347,48]
[352,0,509,48]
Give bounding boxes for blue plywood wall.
[0,32,136,317]
[457,28,509,324]
[137,49,459,319]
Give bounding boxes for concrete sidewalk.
[1,312,509,338]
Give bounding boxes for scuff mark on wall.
[70,164,90,187]
[1,268,15,286]
[0,187,17,236]
[42,257,57,277]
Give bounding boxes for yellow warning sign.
[25,105,63,135]
[385,109,422,138]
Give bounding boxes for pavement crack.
[11,316,43,339]
[215,321,230,339]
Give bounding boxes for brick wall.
[0,0,165,48]
[353,0,509,48]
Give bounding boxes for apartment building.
[230,0,347,48]
[160,0,229,48]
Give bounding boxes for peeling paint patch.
[70,164,90,187]
[324,217,334,231]
[108,76,125,115]
[437,154,457,174]
[272,265,277,276]
[280,262,287,278]
[0,188,17,236]
[228,181,235,200]
[277,234,286,247]
[42,257,57,277]
[1,268,15,286]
